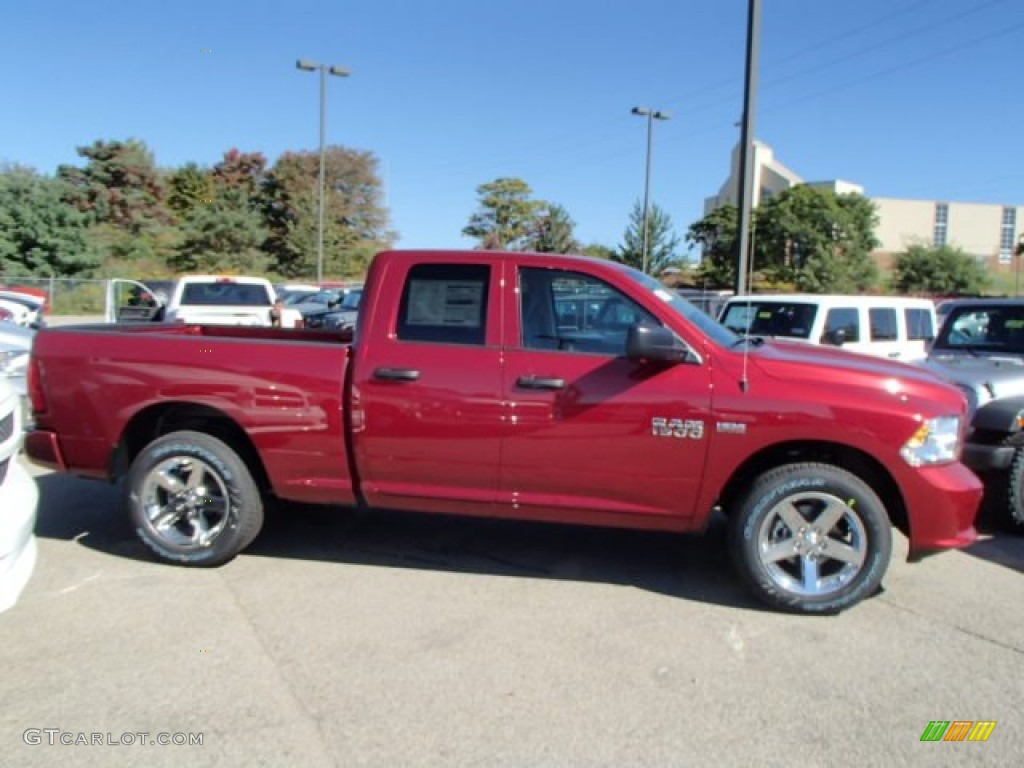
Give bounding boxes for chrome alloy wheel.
[756,491,868,597]
[139,456,231,550]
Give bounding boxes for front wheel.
[728,463,892,614]
[126,430,264,566]
[1001,447,1024,532]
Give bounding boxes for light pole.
[296,59,351,284]
[631,106,670,275]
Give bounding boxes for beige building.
[705,141,1022,273]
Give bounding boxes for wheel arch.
[716,440,909,537]
[112,402,271,494]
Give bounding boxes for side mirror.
[822,328,847,346]
[626,324,690,363]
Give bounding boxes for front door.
[500,266,713,526]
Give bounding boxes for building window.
[933,203,949,248]
[999,206,1017,265]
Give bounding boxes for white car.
[0,376,38,613]
[0,290,46,329]
[107,276,303,328]
[0,322,33,399]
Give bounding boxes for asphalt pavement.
[0,457,1021,767]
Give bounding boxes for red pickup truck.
[25,250,982,613]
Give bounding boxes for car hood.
[743,338,962,411]
[924,354,1024,399]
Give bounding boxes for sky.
[2,0,1022,258]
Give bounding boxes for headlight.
[0,350,29,377]
[900,415,961,467]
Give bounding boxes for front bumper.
[962,441,1016,473]
[901,461,982,560]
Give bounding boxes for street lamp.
[296,58,351,284]
[630,107,670,275]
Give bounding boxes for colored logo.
[920,721,996,742]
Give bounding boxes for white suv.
[719,294,937,361]
[0,377,37,612]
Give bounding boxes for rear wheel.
[126,430,264,566]
[729,463,892,614]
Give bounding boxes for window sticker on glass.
[407,280,484,327]
[758,310,772,319]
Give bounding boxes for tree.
[462,178,543,250]
[171,187,270,274]
[165,163,215,218]
[57,139,168,234]
[582,243,616,260]
[891,244,988,295]
[616,200,680,274]
[756,186,879,293]
[526,203,579,253]
[263,146,393,278]
[0,165,99,276]
[687,204,740,289]
[212,149,267,197]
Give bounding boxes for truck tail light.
[28,357,47,415]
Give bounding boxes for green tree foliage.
[891,244,988,295]
[263,147,393,278]
[463,178,544,250]
[756,186,879,292]
[616,200,680,274]
[57,139,168,234]
[0,165,99,276]
[165,163,215,218]
[526,203,579,253]
[582,243,616,260]
[687,204,739,289]
[171,187,270,274]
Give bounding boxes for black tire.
[728,463,892,614]
[126,430,264,566]
[1002,447,1024,533]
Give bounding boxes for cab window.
[397,263,490,345]
[869,307,898,341]
[823,307,860,342]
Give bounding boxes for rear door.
[500,265,713,524]
[350,256,505,516]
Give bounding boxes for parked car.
[303,288,363,331]
[719,294,937,361]
[0,290,46,329]
[106,276,302,328]
[0,376,38,613]
[0,322,34,400]
[923,297,1024,530]
[25,250,981,615]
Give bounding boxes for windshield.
[340,289,362,310]
[619,266,739,347]
[179,282,273,307]
[935,304,1024,354]
[720,300,818,339]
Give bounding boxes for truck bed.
[28,323,356,507]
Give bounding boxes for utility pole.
[734,0,761,296]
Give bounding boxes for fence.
[0,276,112,315]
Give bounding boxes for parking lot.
[0,458,1019,767]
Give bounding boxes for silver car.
[0,322,34,399]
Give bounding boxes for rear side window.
[823,307,860,342]
[397,263,490,345]
[869,308,898,341]
[905,308,934,340]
